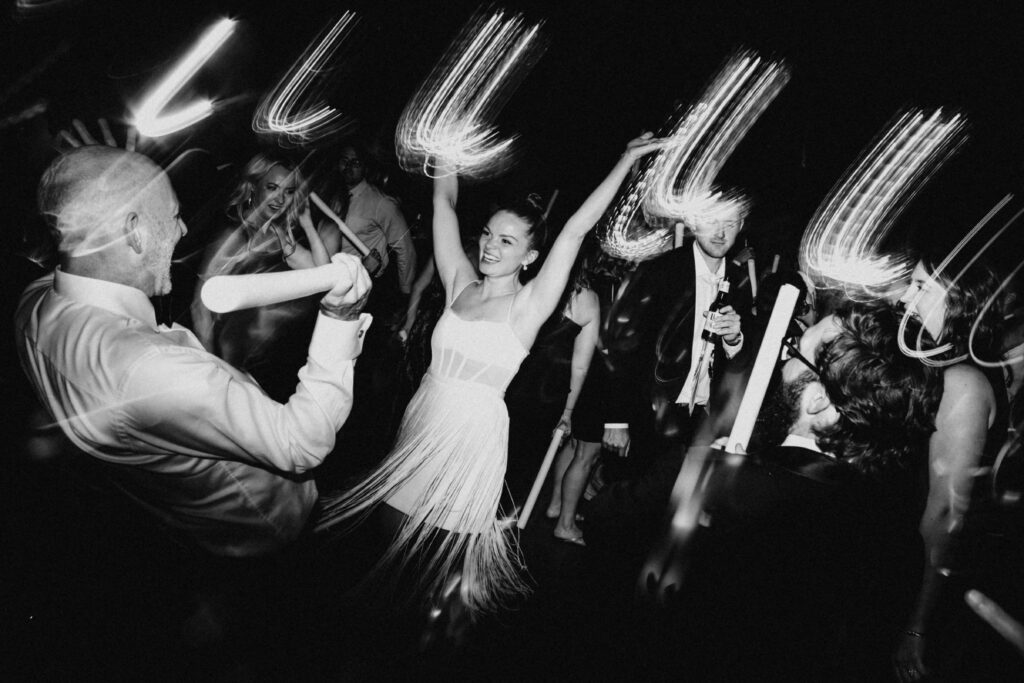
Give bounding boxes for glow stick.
[309,192,369,257]
[132,18,236,138]
[601,50,788,261]
[252,12,360,145]
[674,222,685,248]
[799,109,967,299]
[395,8,546,179]
[747,258,758,298]
[726,284,799,452]
[771,253,780,273]
[542,188,559,221]
[517,428,565,529]
[965,589,1024,655]
[201,261,350,313]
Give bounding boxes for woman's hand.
[555,409,573,442]
[297,204,316,233]
[622,132,671,163]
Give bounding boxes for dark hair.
[919,254,1006,363]
[814,302,941,475]
[492,193,548,251]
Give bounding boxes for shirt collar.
[781,433,823,453]
[54,268,158,329]
[348,179,370,199]
[691,240,725,281]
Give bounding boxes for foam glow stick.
[309,192,369,257]
[517,428,565,529]
[201,261,350,313]
[132,18,236,138]
[747,258,758,298]
[726,284,799,452]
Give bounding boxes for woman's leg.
[554,440,601,540]
[545,439,577,518]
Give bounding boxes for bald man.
[15,147,374,557]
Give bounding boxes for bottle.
[701,279,731,342]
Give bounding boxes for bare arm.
[432,169,477,298]
[519,134,668,332]
[399,257,437,340]
[556,288,600,434]
[281,205,332,269]
[895,364,995,680]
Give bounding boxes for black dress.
[503,311,582,505]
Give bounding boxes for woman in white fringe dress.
[316,135,668,613]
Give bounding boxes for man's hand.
[706,304,742,346]
[603,426,630,458]
[320,253,372,321]
[58,118,138,152]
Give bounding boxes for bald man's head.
[38,146,168,257]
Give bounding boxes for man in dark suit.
[585,201,754,550]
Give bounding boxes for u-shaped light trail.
[600,51,790,262]
[799,109,967,300]
[395,8,546,179]
[132,17,237,138]
[252,12,360,145]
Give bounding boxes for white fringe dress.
[316,282,530,613]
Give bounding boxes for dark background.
[2,0,1024,678]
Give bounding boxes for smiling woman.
[189,152,333,400]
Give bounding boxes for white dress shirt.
[676,242,743,408]
[15,269,371,557]
[331,180,416,293]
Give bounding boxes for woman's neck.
[480,273,520,299]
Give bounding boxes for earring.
[522,263,528,272]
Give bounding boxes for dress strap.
[449,279,479,308]
[505,290,516,322]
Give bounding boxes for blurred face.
[478,210,536,278]
[339,146,364,188]
[781,313,842,384]
[692,210,743,260]
[140,174,187,296]
[251,164,297,225]
[899,261,947,341]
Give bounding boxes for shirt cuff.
[724,331,743,358]
[309,312,373,363]
[604,423,629,429]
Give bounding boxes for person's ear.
[523,249,539,268]
[123,213,144,254]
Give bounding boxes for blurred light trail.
[600,50,789,261]
[799,108,967,299]
[395,8,545,179]
[895,194,1024,366]
[252,12,360,146]
[13,0,83,20]
[645,51,789,227]
[132,17,236,138]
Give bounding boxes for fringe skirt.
[316,372,529,613]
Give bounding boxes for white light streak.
[799,109,967,299]
[252,12,360,145]
[132,18,236,138]
[600,51,789,262]
[395,8,546,179]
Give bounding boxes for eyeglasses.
[781,336,821,378]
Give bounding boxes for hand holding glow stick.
[517,428,565,529]
[201,253,367,313]
[309,191,369,257]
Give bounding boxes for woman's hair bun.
[525,192,544,211]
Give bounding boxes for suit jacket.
[599,241,753,449]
